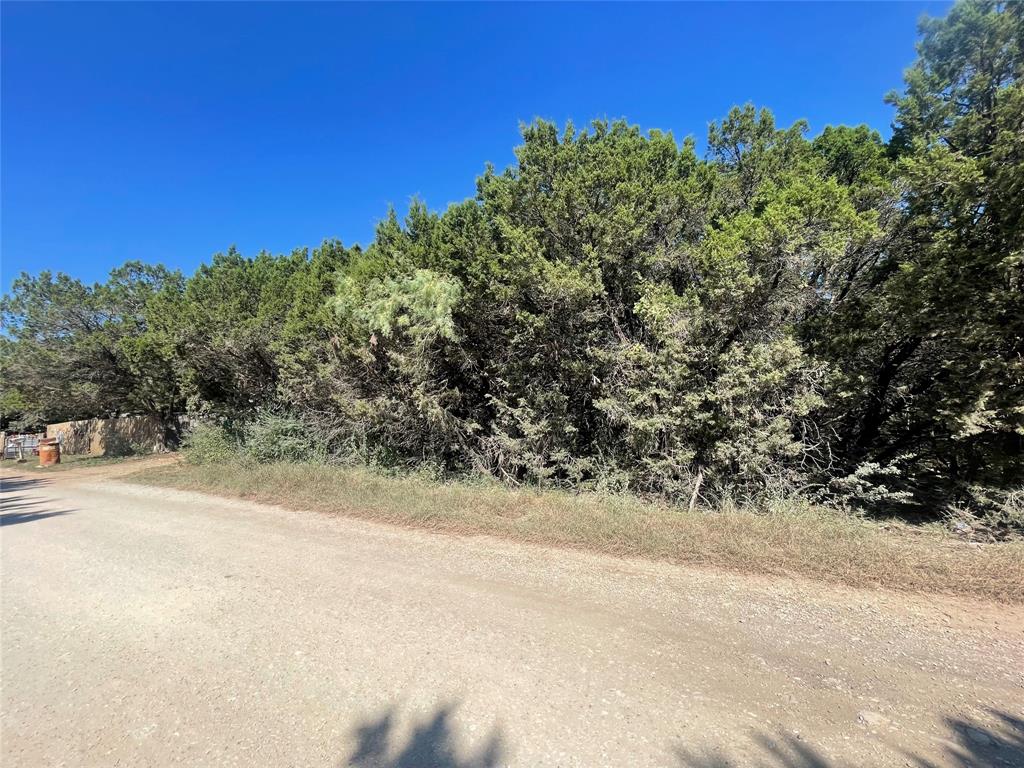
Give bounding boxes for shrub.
[182,423,239,465]
[241,410,325,464]
[820,461,913,511]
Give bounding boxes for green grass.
[129,459,1024,603]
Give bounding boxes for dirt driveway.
[1,465,1022,767]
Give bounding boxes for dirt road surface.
[2,465,1022,767]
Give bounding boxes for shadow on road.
[1,474,72,526]
[344,702,504,768]
[0,474,53,493]
[1,509,70,526]
[338,703,1022,768]
[673,708,1024,768]
[909,709,1024,768]
[675,731,837,768]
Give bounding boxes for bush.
[182,423,239,465]
[820,461,913,512]
[241,410,325,464]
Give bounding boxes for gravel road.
[1,467,1022,767]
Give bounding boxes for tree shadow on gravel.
[908,709,1024,768]
[673,708,1024,768]
[0,475,52,493]
[343,702,504,768]
[1,508,70,526]
[675,732,840,768]
[0,475,71,526]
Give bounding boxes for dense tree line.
[3,2,1021,521]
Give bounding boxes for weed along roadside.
[127,458,1024,604]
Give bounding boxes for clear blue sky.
[2,1,950,292]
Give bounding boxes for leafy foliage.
[241,410,326,464]
[3,1,1020,525]
[181,422,238,466]
[1,262,182,425]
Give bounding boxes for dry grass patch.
[130,460,1024,603]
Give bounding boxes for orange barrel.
[38,440,60,466]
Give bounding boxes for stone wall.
[46,415,187,456]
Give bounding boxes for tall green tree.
[809,0,1023,506]
[145,247,308,419]
[1,263,183,425]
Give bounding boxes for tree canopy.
[3,1,1021,522]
